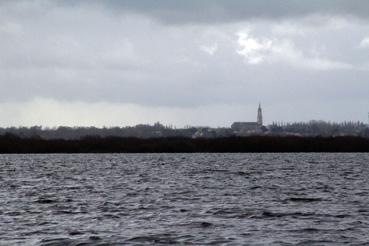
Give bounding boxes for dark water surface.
[0,153,368,245]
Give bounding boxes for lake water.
[0,153,368,245]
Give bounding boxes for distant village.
[1,104,369,139]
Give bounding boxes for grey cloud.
[0,1,369,124]
[3,0,369,24]
[51,0,369,24]
[1,5,368,106]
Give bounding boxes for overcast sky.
[1,0,369,127]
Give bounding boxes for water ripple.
[0,153,368,245]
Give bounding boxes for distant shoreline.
[0,135,369,153]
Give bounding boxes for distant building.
[231,104,266,135]
[257,103,263,127]
[231,122,259,132]
[192,127,216,138]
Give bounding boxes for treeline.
[269,120,369,137]
[0,121,368,140]
[0,123,197,139]
[0,134,368,153]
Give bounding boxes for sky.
[0,0,369,127]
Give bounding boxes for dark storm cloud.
[55,0,369,24]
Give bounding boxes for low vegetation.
[0,134,368,153]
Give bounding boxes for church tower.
[257,103,263,127]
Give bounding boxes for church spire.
[257,103,263,126]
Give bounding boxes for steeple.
[257,103,263,127]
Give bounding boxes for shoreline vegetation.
[0,121,368,140]
[0,135,369,153]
